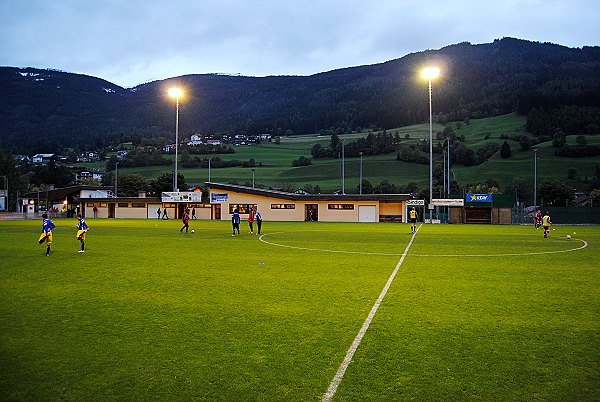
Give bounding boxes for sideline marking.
[321,224,422,401]
[258,233,588,257]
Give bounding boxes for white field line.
[258,233,588,257]
[321,224,423,402]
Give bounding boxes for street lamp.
[359,152,363,195]
[422,67,440,222]
[168,87,183,192]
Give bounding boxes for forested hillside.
[1,37,599,154]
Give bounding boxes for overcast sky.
[1,0,598,88]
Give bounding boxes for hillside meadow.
[80,113,600,193]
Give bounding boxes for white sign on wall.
[430,198,464,206]
[406,200,425,206]
[161,192,202,203]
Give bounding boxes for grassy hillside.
[86,113,600,194]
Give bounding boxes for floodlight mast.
[168,88,183,192]
[422,67,439,222]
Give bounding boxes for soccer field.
[1,219,599,400]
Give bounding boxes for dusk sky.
[1,0,599,88]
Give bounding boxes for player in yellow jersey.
[542,211,552,238]
[409,207,418,234]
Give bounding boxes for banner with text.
[210,193,229,203]
[431,198,465,206]
[467,194,492,203]
[161,192,202,203]
[406,200,425,206]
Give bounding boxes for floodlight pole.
[341,139,345,195]
[428,76,434,221]
[359,152,363,195]
[252,168,255,188]
[114,162,119,197]
[533,148,538,207]
[208,156,212,182]
[174,96,180,192]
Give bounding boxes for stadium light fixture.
[169,88,183,191]
[422,67,439,222]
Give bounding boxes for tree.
[537,180,575,206]
[552,129,566,148]
[357,179,373,194]
[576,135,588,146]
[567,166,578,179]
[505,177,531,204]
[500,141,512,158]
[148,173,188,195]
[116,173,149,197]
[591,189,600,206]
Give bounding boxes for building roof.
[206,182,412,202]
[23,185,113,202]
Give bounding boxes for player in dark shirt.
[231,209,241,236]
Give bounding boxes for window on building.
[118,203,129,208]
[229,204,256,214]
[271,204,295,209]
[328,204,354,210]
[131,203,145,208]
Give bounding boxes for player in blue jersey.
[255,209,263,235]
[75,214,89,253]
[231,208,241,236]
[39,213,56,256]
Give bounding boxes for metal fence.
[513,207,600,225]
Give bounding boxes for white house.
[32,154,55,163]
[76,169,104,183]
[187,134,203,146]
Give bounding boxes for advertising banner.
[161,192,202,203]
[406,200,425,206]
[467,194,492,203]
[210,193,229,203]
[431,198,465,206]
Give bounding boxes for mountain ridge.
[1,37,599,154]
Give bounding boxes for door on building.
[212,204,221,220]
[108,203,115,218]
[358,205,377,222]
[306,204,318,221]
[177,204,186,220]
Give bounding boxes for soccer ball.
[191,230,195,233]
[567,235,571,239]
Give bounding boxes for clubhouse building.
[20,183,513,224]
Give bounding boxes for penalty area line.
[322,223,423,401]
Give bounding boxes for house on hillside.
[32,154,55,163]
[187,134,203,146]
[76,169,104,184]
[260,133,272,140]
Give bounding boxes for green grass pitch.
[1,219,598,400]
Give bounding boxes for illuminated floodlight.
[168,87,183,98]
[422,67,440,80]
